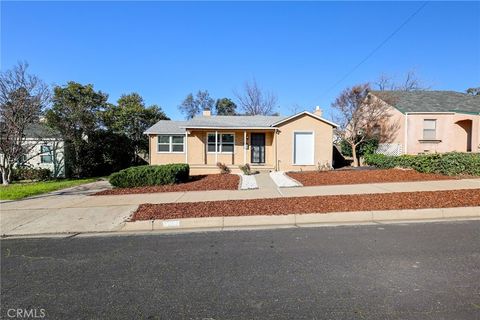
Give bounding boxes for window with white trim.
[423,119,436,140]
[40,145,53,163]
[207,133,234,153]
[157,135,184,153]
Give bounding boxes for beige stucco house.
[145,109,337,174]
[369,91,480,155]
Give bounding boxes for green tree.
[103,93,169,162]
[466,87,480,96]
[46,82,108,177]
[214,98,237,115]
[178,90,214,119]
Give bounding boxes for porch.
[186,129,277,170]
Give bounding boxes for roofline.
[144,132,185,135]
[369,92,480,115]
[180,126,278,130]
[270,111,338,127]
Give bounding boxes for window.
[207,133,235,153]
[40,145,52,163]
[157,135,184,153]
[423,119,436,140]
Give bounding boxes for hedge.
[364,152,480,176]
[109,164,190,188]
[13,168,52,181]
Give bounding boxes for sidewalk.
[1,178,479,237]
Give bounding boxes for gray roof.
[186,115,287,128]
[144,120,189,134]
[24,123,62,139]
[145,113,337,134]
[371,90,480,114]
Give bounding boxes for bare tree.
[375,73,395,91]
[234,79,278,115]
[0,62,50,184]
[374,70,428,92]
[332,84,399,167]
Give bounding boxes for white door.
[294,132,314,165]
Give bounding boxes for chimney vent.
[314,106,323,117]
[203,109,211,117]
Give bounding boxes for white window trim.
[157,135,185,154]
[422,119,437,140]
[292,130,315,166]
[206,132,235,154]
[40,145,53,164]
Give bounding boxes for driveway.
[0,181,136,236]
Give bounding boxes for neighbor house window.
[207,133,235,153]
[40,145,52,163]
[423,119,437,140]
[157,135,184,153]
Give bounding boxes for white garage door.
[294,132,314,165]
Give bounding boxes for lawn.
[0,178,97,200]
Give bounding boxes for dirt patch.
[287,169,455,186]
[94,174,239,196]
[132,189,480,220]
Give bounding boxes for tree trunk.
[1,168,10,185]
[351,144,359,167]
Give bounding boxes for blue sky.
[2,1,479,120]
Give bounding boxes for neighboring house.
[369,91,480,155]
[145,108,337,174]
[18,123,66,177]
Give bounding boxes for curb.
[120,206,480,232]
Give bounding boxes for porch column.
[243,130,247,164]
[184,132,188,164]
[215,130,218,164]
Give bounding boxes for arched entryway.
[455,120,473,152]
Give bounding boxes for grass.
[0,178,98,200]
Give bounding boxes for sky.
[2,1,479,120]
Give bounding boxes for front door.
[251,133,265,164]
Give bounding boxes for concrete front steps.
[120,206,480,233]
[190,164,275,175]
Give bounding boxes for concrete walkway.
[1,178,479,237]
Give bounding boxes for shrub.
[109,164,190,188]
[364,152,480,176]
[13,168,52,181]
[239,163,252,175]
[340,137,379,157]
[216,162,231,174]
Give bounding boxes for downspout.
[404,113,408,154]
[274,129,278,171]
[215,130,218,164]
[185,132,188,164]
[243,130,247,164]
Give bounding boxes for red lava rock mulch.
[132,189,480,220]
[287,169,456,187]
[94,174,240,196]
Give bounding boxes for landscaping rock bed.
[287,169,455,187]
[132,189,480,220]
[94,174,240,195]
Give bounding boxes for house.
[145,108,337,174]
[12,123,66,177]
[369,91,480,155]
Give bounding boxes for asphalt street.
[1,220,479,319]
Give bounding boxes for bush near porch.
[109,164,190,188]
[364,152,480,176]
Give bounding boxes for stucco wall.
[275,114,334,171]
[149,130,275,166]
[405,113,479,154]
